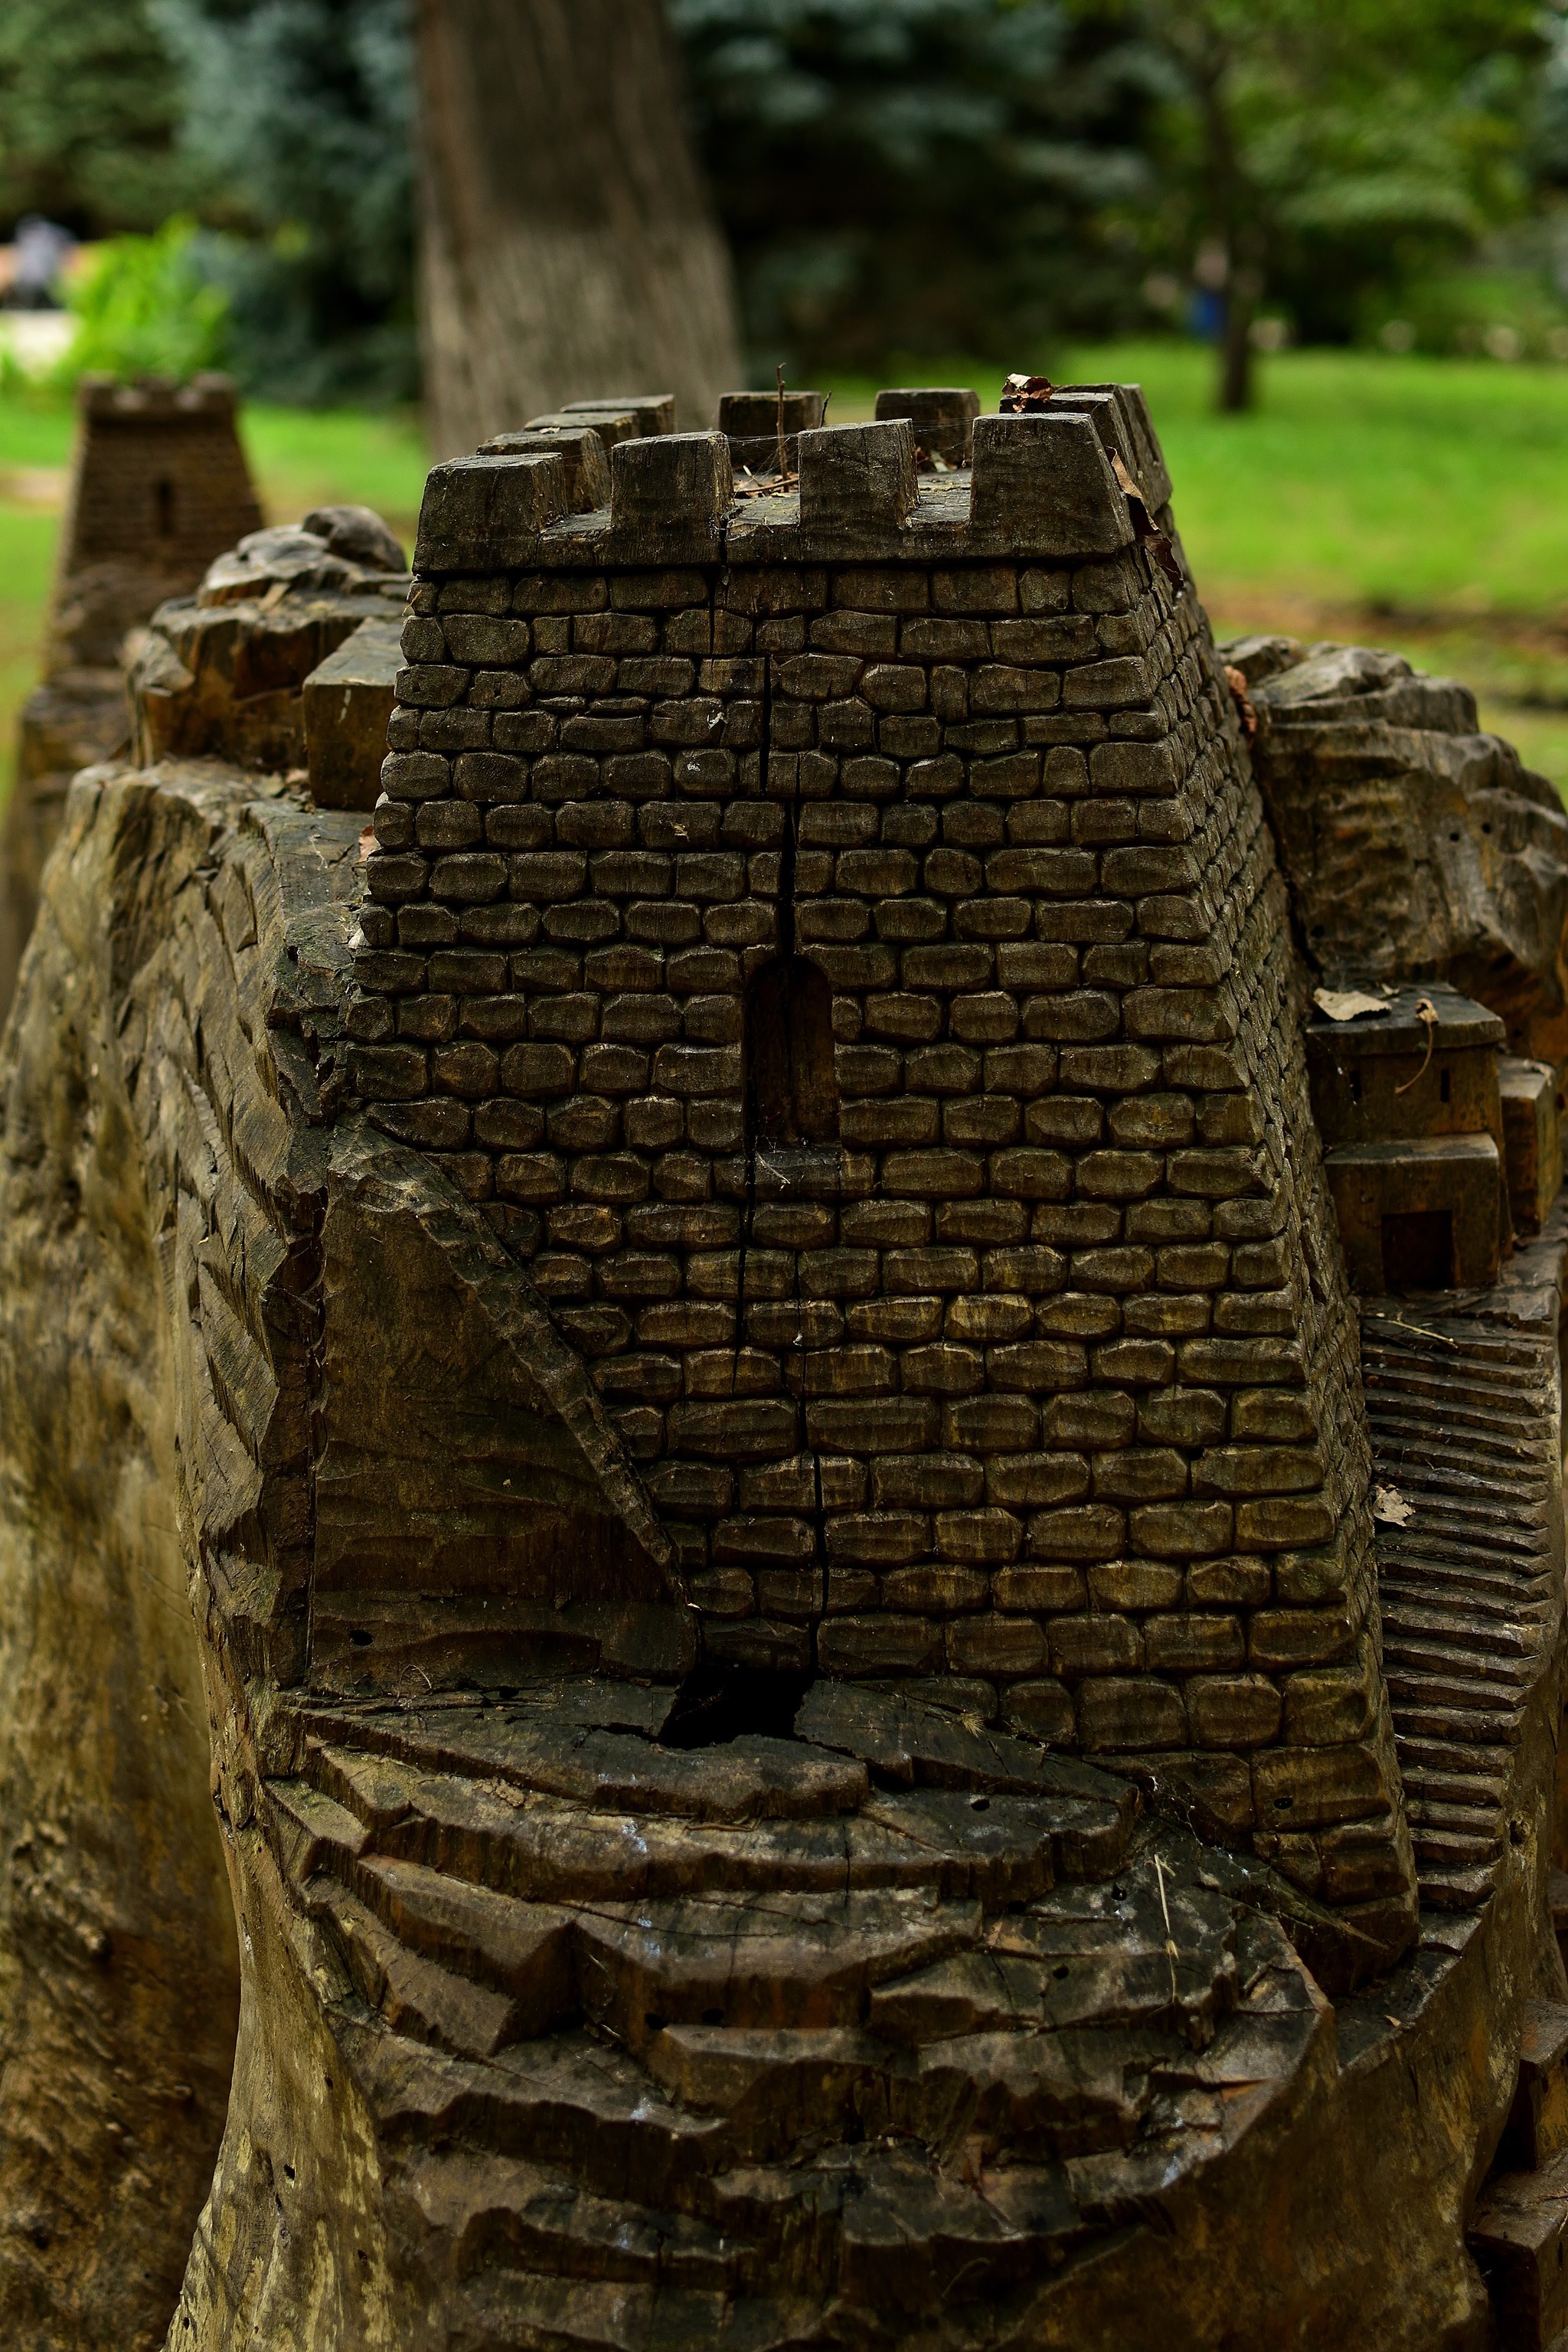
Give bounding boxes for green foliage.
[6,0,1568,407]
[668,0,1160,370]
[0,0,204,233]
[1092,0,1548,355]
[54,217,229,384]
[1364,261,1568,361]
[1531,3,1568,185]
[149,0,416,403]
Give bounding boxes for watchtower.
[46,371,264,671]
[351,386,1419,1966]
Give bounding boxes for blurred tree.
[416,0,741,452]
[150,0,417,403]
[0,0,201,235]
[1532,2,1568,185]
[671,0,1158,374]
[6,0,1563,409]
[1094,0,1547,409]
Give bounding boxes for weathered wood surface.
[414,0,743,454]
[1238,638,1568,1063]
[0,755,1553,2351]
[3,403,1568,2344]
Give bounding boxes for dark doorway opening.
[660,1664,812,1749]
[1381,1209,1453,1292]
[154,478,175,537]
[746,956,838,1146]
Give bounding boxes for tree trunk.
[1217,244,1264,413]
[1219,281,1254,413]
[415,0,744,458]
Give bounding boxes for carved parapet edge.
[76,370,242,422]
[413,384,1171,575]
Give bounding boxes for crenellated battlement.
[413,386,1171,574]
[75,369,246,423]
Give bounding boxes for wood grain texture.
[415,0,743,456]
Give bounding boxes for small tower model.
[2,371,263,1014]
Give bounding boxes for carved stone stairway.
[259,1680,1332,2345]
[1361,1223,1567,1912]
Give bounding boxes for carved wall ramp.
[1361,1233,1568,1912]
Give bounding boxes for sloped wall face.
[352,413,1416,1955]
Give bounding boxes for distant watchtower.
[2,372,263,1014]
[45,371,264,671]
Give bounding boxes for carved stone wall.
[350,397,1416,1959]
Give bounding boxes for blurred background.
[3,0,1568,789]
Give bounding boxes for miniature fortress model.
[0,372,263,1013]
[2,382,1568,2352]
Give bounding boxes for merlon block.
[414,454,568,572]
[528,408,641,447]
[874,387,981,466]
[969,413,1135,557]
[563,394,676,436]
[475,427,610,513]
[720,390,828,473]
[1049,384,1174,511]
[609,433,734,539]
[719,390,826,438]
[798,421,918,532]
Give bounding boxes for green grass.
[831,340,1568,789]
[4,344,1568,802]
[237,405,430,547]
[1064,339,1568,622]
[0,502,60,798]
[831,340,1568,620]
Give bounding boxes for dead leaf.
[1000,373,1056,413]
[1109,449,1142,501]
[1106,450,1183,586]
[1372,1485,1414,1527]
[1223,664,1258,746]
[1313,987,1390,1023]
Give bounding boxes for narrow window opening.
[1439,1067,1451,1104]
[154,478,175,537]
[746,956,838,1145]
